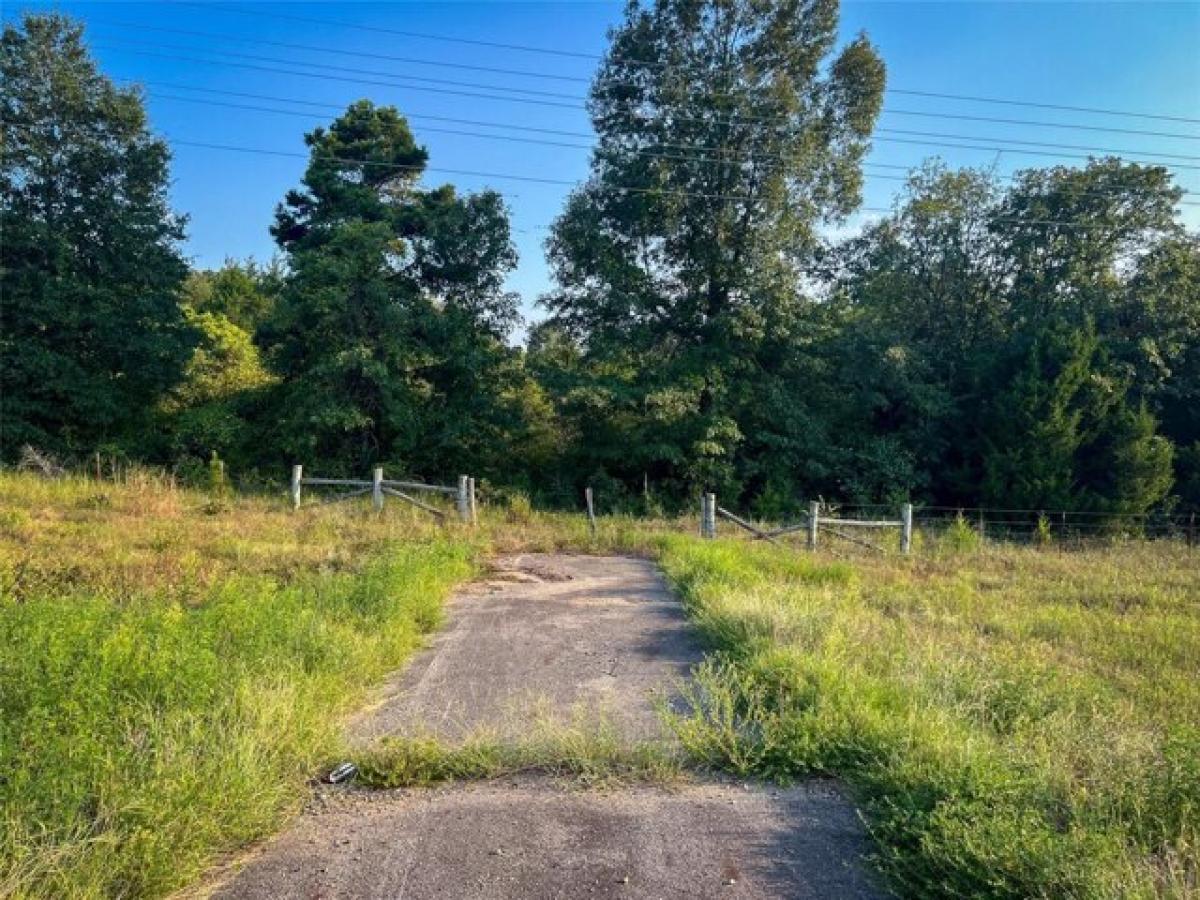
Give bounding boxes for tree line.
[3,8,1197,518]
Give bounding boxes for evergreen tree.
[0,14,194,457]
[262,100,521,475]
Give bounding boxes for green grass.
[654,537,1199,899]
[355,714,683,789]
[4,469,1197,899]
[0,471,476,899]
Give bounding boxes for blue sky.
[8,1,1200,327]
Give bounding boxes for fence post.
[1188,512,1196,548]
[468,477,478,525]
[291,464,303,510]
[372,467,384,512]
[901,503,913,555]
[456,475,471,523]
[700,493,716,539]
[585,487,597,537]
[808,501,820,550]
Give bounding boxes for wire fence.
[909,506,1197,546]
[708,498,1198,551]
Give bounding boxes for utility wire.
[92,36,587,102]
[876,127,1200,162]
[171,0,602,61]
[2,119,1183,229]
[96,35,1200,150]
[118,78,1200,201]
[126,87,1200,205]
[86,18,1200,141]
[171,0,1200,125]
[86,17,594,84]
[114,79,1200,190]
[91,43,1200,172]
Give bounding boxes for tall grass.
[0,472,474,898]
[656,537,1199,898]
[5,470,1196,898]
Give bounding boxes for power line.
[92,37,586,102]
[98,35,1200,156]
[91,44,1200,173]
[170,0,602,61]
[86,17,593,85]
[87,19,1200,142]
[91,41,583,110]
[888,88,1200,127]
[876,127,1200,162]
[121,78,1200,190]
[169,1,1200,125]
[881,108,1199,142]
[3,119,1183,229]
[125,87,1200,205]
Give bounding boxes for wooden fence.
[289,465,476,523]
[700,493,913,555]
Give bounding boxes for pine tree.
[262,101,520,475]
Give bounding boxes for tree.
[1110,236,1200,507]
[830,159,1188,512]
[262,100,521,475]
[0,14,194,457]
[182,259,282,335]
[543,0,885,494]
[158,308,275,466]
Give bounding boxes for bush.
[938,513,981,553]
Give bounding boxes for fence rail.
[702,496,915,555]
[289,465,476,523]
[699,495,1196,551]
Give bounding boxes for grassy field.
[2,470,1197,898]
[655,537,1199,898]
[0,471,478,898]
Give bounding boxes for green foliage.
[157,307,275,470]
[261,99,535,479]
[356,720,681,790]
[543,0,886,494]
[829,160,1189,516]
[3,11,1198,520]
[939,513,981,554]
[1033,513,1054,546]
[0,14,195,458]
[182,259,282,334]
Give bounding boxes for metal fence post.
[468,477,478,525]
[585,487,596,537]
[456,475,471,523]
[808,501,820,550]
[372,467,384,512]
[291,464,303,510]
[901,503,913,555]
